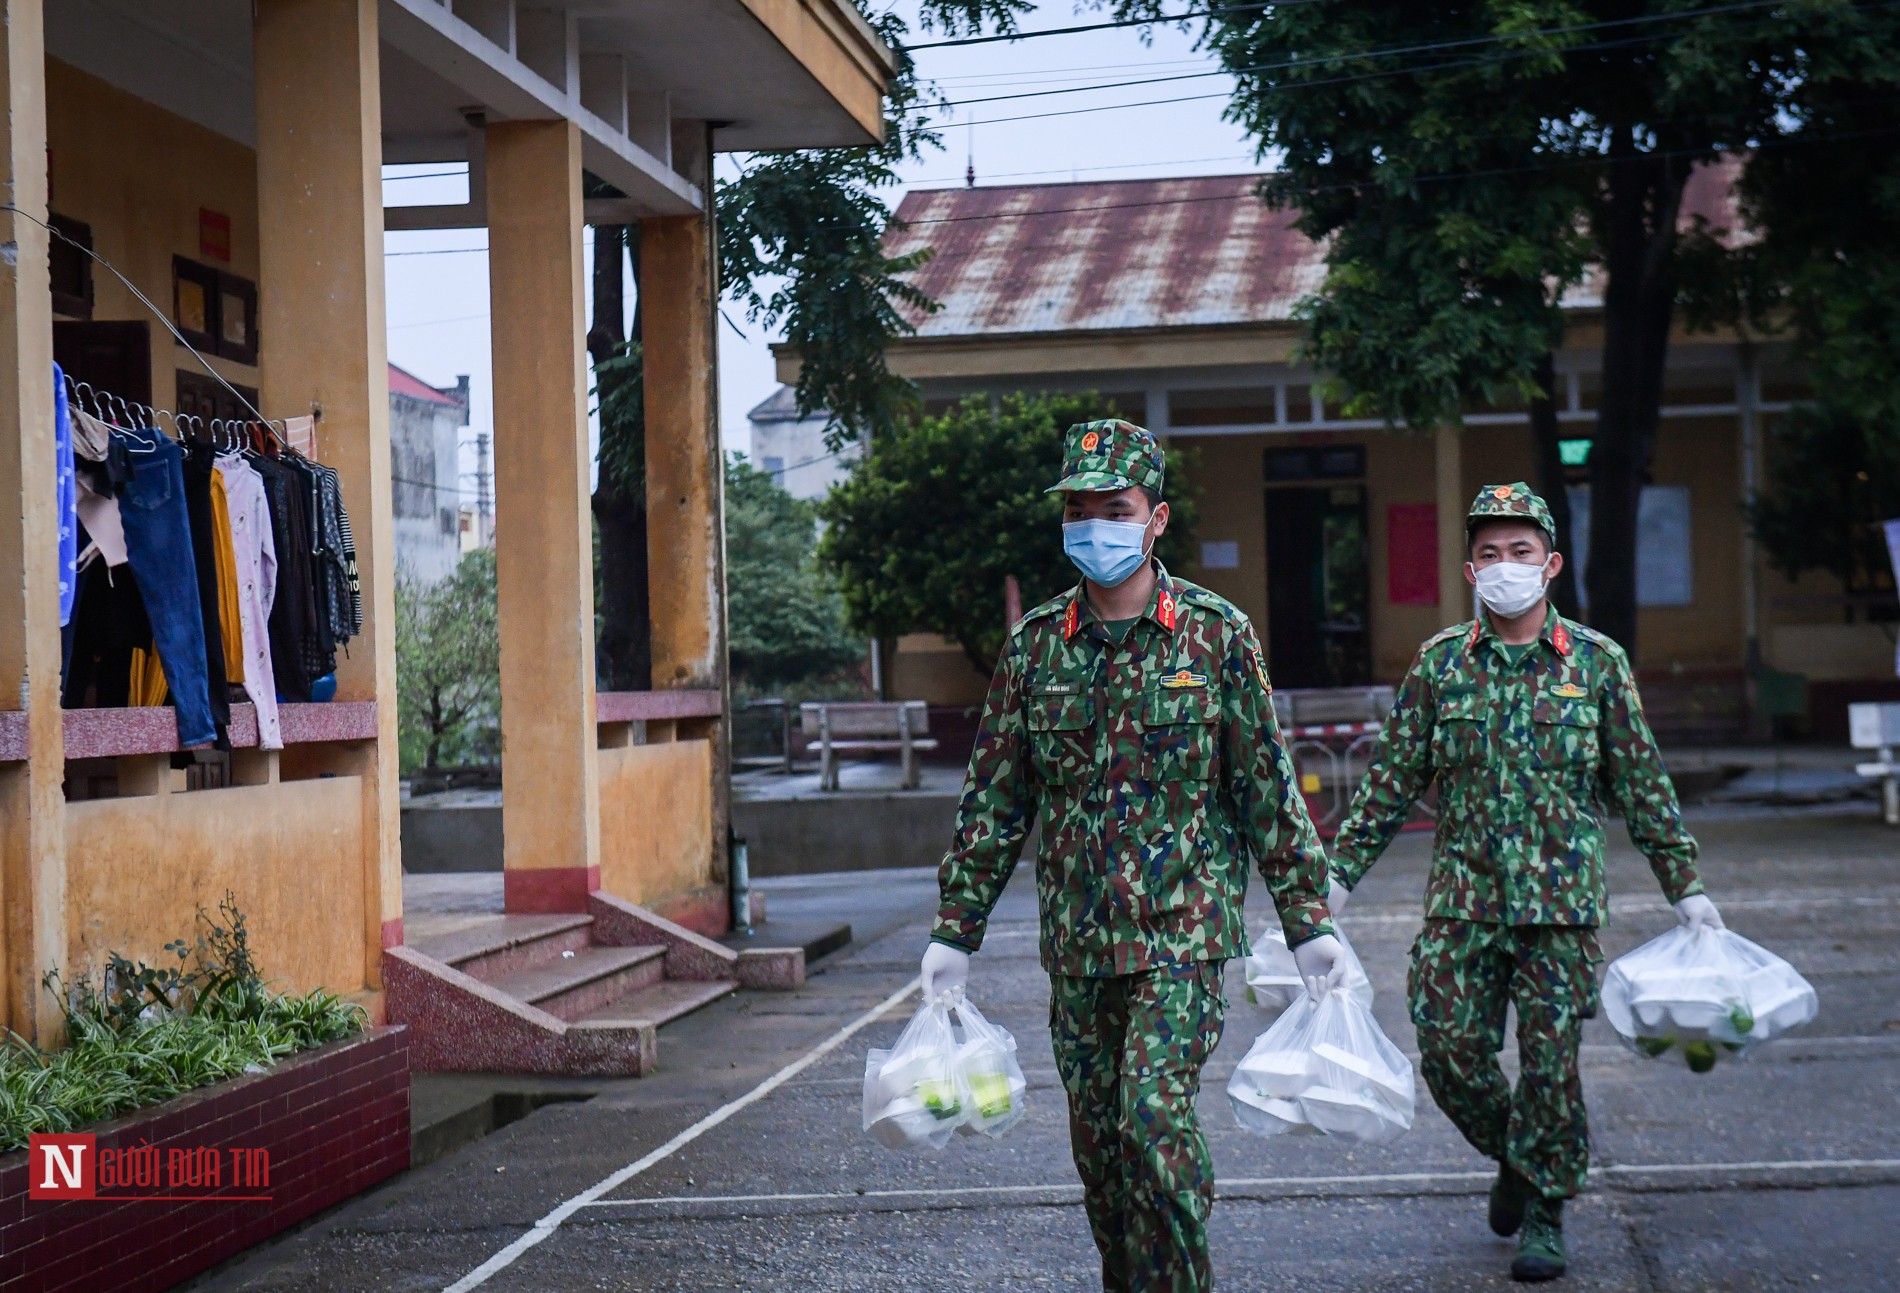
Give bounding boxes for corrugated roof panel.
[886,161,1743,338]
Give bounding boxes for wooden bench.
[799,701,938,791]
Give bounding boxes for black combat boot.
[1489,1161,1535,1236]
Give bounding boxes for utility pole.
[474,430,494,547]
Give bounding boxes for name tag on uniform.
[1549,682,1588,699]
[1034,683,1079,695]
[1159,669,1208,690]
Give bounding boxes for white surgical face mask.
[1470,555,1552,619]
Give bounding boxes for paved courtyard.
[196,803,1900,1292]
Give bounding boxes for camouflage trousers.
[1049,961,1227,1293]
[1407,918,1604,1200]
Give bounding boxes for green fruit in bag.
[969,1071,1013,1119]
[1635,1035,1675,1058]
[1727,1002,1756,1039]
[918,1077,962,1119]
[1683,1040,1717,1073]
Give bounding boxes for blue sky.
[380,5,1260,504]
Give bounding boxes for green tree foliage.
[1104,0,1896,658]
[819,393,1199,673]
[395,550,501,773]
[1747,404,1900,606]
[1695,18,1900,601]
[718,1,1030,448]
[725,456,864,691]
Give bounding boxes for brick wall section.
[0,1026,409,1293]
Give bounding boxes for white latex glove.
[1674,893,1725,932]
[1291,933,1348,1000]
[1328,876,1352,918]
[920,942,970,1002]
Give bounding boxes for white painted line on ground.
[440,978,923,1293]
[1340,893,1900,926]
[579,1157,1900,1214]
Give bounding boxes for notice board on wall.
[1387,504,1439,606]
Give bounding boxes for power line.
[885,121,1900,253]
[385,245,488,257]
[904,2,1287,50]
[383,168,469,182]
[911,0,1803,113]
[902,151,1262,186]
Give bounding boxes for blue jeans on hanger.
[111,429,216,747]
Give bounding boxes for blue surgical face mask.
[1063,517,1153,588]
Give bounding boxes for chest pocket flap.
[1144,687,1220,727]
[1142,685,1219,782]
[1432,689,1485,767]
[1436,690,1485,723]
[1532,695,1600,728]
[1532,693,1601,769]
[1027,693,1094,787]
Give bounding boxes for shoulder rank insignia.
[1156,591,1178,632]
[1159,669,1207,689]
[1549,682,1587,699]
[1550,621,1573,657]
[1062,600,1081,641]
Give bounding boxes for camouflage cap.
[1467,481,1557,546]
[1047,419,1165,496]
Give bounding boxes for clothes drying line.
[58,369,312,458]
[2,202,314,454]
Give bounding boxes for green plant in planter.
[1,894,366,1151]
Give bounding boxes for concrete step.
[573,977,737,1030]
[409,913,596,980]
[484,944,667,1021]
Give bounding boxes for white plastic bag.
[1602,925,1817,1071]
[862,989,1028,1149]
[863,995,965,1150]
[948,993,1029,1138]
[1228,988,1414,1144]
[1243,922,1373,1017]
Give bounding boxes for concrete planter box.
[0,1025,409,1293]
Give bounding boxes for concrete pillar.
[641,123,730,897]
[0,0,65,1045]
[1435,424,1468,629]
[254,0,401,982]
[486,119,601,912]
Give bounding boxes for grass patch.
[1,894,365,1152]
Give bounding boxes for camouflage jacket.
[1332,606,1702,926]
[933,564,1333,977]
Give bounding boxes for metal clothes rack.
[59,369,311,459]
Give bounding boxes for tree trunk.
[1528,350,1581,615]
[1587,127,1688,662]
[589,221,652,690]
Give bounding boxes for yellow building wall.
[1172,433,1269,630]
[889,633,988,707]
[1170,415,1750,688]
[597,739,716,908]
[44,57,261,412]
[65,778,367,996]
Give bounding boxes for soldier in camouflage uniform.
[919,421,1343,1293]
[1330,482,1726,1283]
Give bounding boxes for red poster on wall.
[1387,504,1439,606]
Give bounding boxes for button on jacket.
[933,565,1333,977]
[1332,607,1701,926]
